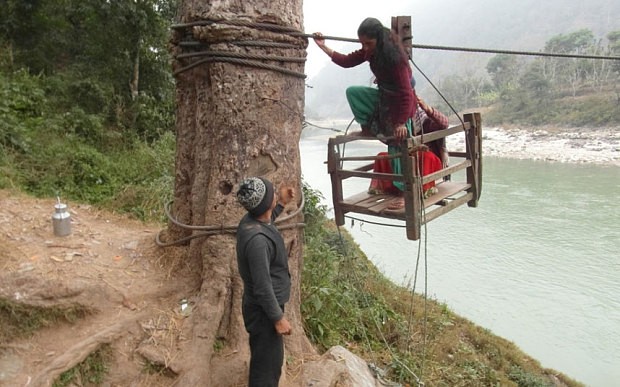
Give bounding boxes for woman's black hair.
[357,17,406,70]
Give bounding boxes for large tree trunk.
[167,1,312,385]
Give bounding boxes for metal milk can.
[52,201,71,237]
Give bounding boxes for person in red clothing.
[368,97,449,199]
[313,18,417,207]
[415,97,450,168]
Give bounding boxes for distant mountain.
[305,0,620,120]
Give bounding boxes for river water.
[299,131,620,387]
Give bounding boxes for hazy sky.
[302,0,412,77]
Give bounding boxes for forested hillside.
[305,0,620,126]
[1,0,177,215]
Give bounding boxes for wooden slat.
[422,160,471,184]
[381,182,470,216]
[354,163,374,172]
[367,196,400,213]
[341,191,380,206]
[340,191,405,216]
[339,169,406,182]
[424,182,470,207]
[411,122,471,144]
[449,151,467,158]
[328,137,345,226]
[424,192,473,223]
[329,135,377,146]
[340,153,401,162]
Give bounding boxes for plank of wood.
[339,182,471,218]
[367,196,401,213]
[341,191,379,206]
[422,160,471,184]
[424,193,474,223]
[424,182,470,207]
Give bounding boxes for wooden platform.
[340,182,471,221]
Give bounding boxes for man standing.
[236,176,294,387]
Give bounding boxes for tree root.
[30,312,148,387]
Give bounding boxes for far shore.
[303,119,620,167]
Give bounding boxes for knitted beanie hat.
[237,177,274,217]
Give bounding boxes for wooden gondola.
[327,112,482,240]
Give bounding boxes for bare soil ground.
[0,189,202,386]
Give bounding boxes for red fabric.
[368,152,400,195]
[369,151,442,194]
[418,151,443,191]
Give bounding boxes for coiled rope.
[155,190,306,247]
[171,18,308,78]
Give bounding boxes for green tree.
[543,29,596,96]
[608,30,620,74]
[486,54,522,91]
[1,0,176,140]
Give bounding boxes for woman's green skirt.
[345,85,413,191]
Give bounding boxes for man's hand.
[278,184,295,206]
[275,317,292,335]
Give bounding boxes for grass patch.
[0,298,91,345]
[52,345,112,387]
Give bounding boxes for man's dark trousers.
[243,303,284,387]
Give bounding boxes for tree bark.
[167,1,313,385]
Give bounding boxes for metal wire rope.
[179,40,300,49]
[172,19,307,78]
[295,32,620,61]
[154,190,306,247]
[155,222,305,247]
[174,56,306,78]
[171,19,302,33]
[411,42,620,61]
[176,50,306,63]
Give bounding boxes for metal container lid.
[54,203,68,213]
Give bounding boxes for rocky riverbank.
[303,120,620,167]
[465,126,620,166]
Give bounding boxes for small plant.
[213,337,225,353]
[508,365,554,387]
[53,345,112,387]
[0,299,91,345]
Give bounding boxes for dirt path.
[0,190,200,386]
